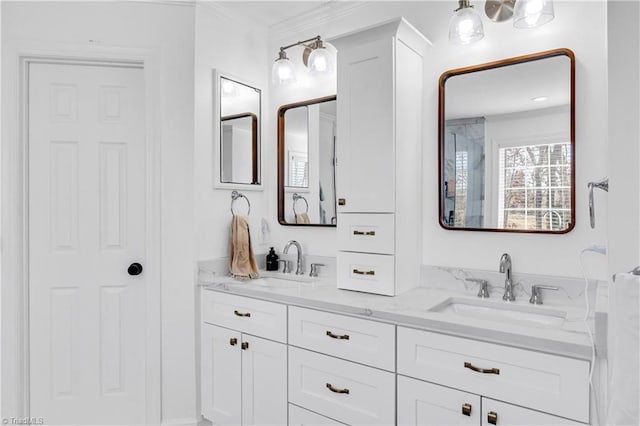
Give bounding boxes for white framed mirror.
[213,70,263,190]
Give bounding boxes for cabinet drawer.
[397,327,589,423]
[337,252,395,296]
[481,398,585,425]
[337,213,395,255]
[202,291,287,343]
[288,306,395,371]
[289,347,395,426]
[288,404,346,426]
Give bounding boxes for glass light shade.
[307,47,334,76]
[272,58,297,85]
[449,7,484,44]
[513,0,554,28]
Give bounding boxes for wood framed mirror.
[278,95,337,227]
[438,49,575,233]
[221,113,258,184]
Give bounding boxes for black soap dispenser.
[266,247,279,271]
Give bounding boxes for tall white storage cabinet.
[332,18,430,296]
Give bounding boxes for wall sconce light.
[272,35,334,85]
[449,0,485,45]
[450,0,555,45]
[513,0,555,28]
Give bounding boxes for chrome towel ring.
[231,190,251,215]
[292,193,309,215]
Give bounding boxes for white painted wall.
[1,2,196,423]
[607,1,640,275]
[193,4,270,260]
[266,1,608,279]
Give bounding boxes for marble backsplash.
[420,264,602,310]
[197,257,601,311]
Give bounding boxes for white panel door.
[201,325,242,425]
[241,335,287,426]
[397,375,480,426]
[336,37,395,213]
[28,63,147,424]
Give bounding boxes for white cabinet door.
[397,375,481,426]
[288,404,347,426]
[201,324,242,425]
[481,398,585,425]
[336,37,395,213]
[241,335,287,426]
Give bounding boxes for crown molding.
[269,1,371,42]
[196,1,267,28]
[129,0,196,8]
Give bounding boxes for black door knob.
[128,262,143,276]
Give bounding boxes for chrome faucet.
[283,240,304,275]
[499,253,515,301]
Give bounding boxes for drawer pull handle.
[464,362,500,375]
[352,269,375,276]
[241,341,249,350]
[461,403,472,416]
[234,310,251,317]
[488,411,498,425]
[353,230,376,236]
[338,198,346,206]
[326,330,350,340]
[229,338,238,346]
[326,383,350,395]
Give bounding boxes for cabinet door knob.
[488,411,498,425]
[326,383,349,394]
[229,337,238,346]
[234,310,251,318]
[461,403,472,416]
[241,341,249,350]
[338,198,346,206]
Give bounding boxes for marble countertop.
[199,269,595,361]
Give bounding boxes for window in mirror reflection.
[284,106,309,188]
[278,97,337,226]
[440,50,574,233]
[219,76,261,185]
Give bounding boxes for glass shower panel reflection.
[443,118,486,228]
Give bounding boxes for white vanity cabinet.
[199,289,592,426]
[288,306,396,425]
[332,18,430,296]
[397,326,590,425]
[398,375,481,426]
[398,375,584,426]
[200,291,287,426]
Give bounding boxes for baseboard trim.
[162,417,199,426]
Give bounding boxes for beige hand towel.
[295,212,310,224]
[229,215,259,279]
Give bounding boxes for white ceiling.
[214,1,331,27]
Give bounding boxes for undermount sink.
[428,297,567,328]
[220,271,325,288]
